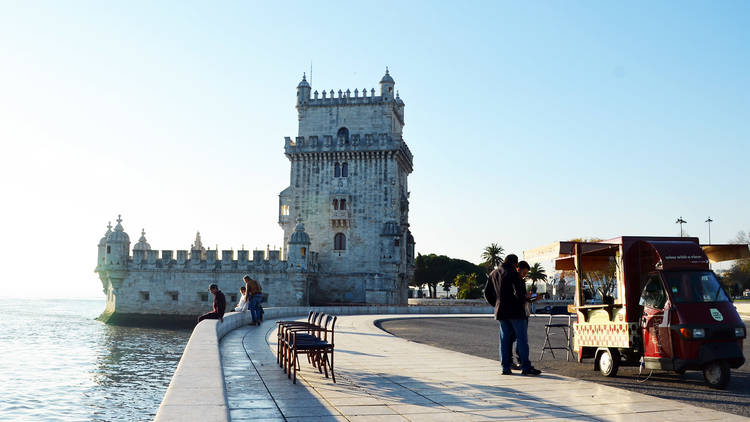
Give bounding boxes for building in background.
[95,70,415,325]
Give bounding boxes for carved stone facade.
[279,69,415,305]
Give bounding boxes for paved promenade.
[220,314,747,422]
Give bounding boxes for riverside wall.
[154,304,493,422]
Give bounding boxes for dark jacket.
[213,290,227,316]
[484,263,527,320]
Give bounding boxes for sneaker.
[521,367,542,376]
[510,363,522,370]
[501,369,512,375]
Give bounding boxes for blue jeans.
[499,319,531,371]
[249,294,263,323]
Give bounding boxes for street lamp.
[675,216,687,237]
[705,217,714,244]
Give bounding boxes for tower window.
[340,198,346,209]
[334,162,341,177]
[333,199,339,210]
[301,247,306,257]
[394,238,400,247]
[334,233,346,251]
[199,292,209,302]
[341,162,348,177]
[140,291,150,301]
[337,127,349,143]
[106,246,111,254]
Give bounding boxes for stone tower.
[279,69,415,305]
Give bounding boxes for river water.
[0,298,191,421]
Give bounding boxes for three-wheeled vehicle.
[525,236,748,388]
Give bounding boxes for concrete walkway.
[220,314,747,422]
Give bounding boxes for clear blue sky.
[0,1,747,298]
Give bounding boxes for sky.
[0,1,748,298]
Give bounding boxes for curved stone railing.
[154,304,492,422]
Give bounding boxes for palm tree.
[481,243,505,270]
[527,263,547,293]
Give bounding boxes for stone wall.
[297,100,401,136]
[102,269,311,317]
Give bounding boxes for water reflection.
[86,324,191,421]
[0,298,191,422]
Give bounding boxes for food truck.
[525,236,748,388]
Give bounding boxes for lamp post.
[675,216,687,237]
[705,217,714,244]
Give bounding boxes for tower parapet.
[284,133,413,172]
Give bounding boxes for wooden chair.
[285,315,337,384]
[276,311,318,366]
[281,313,327,376]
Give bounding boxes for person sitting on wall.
[243,275,263,326]
[234,286,249,312]
[197,284,226,323]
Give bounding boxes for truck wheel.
[703,360,730,389]
[598,349,619,377]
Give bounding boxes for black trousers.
[197,311,222,323]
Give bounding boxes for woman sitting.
[234,286,249,312]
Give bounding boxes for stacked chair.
[276,311,337,384]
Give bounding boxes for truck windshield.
[665,271,729,303]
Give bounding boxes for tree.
[414,253,488,298]
[723,230,750,294]
[732,230,750,244]
[568,237,602,243]
[442,281,453,297]
[456,273,484,299]
[411,253,427,291]
[481,243,505,270]
[526,263,547,293]
[414,253,449,298]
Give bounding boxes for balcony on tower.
[331,196,351,228]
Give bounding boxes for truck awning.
[539,238,749,271]
[554,243,619,271]
[702,244,750,263]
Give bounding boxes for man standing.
[197,284,226,323]
[484,254,541,376]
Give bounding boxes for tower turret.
[190,231,206,260]
[287,218,311,271]
[105,215,130,268]
[296,73,311,106]
[133,229,152,251]
[379,67,395,101]
[97,221,112,270]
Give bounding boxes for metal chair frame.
[539,308,573,361]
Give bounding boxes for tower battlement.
[283,133,413,170]
[299,87,404,107]
[124,248,318,272]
